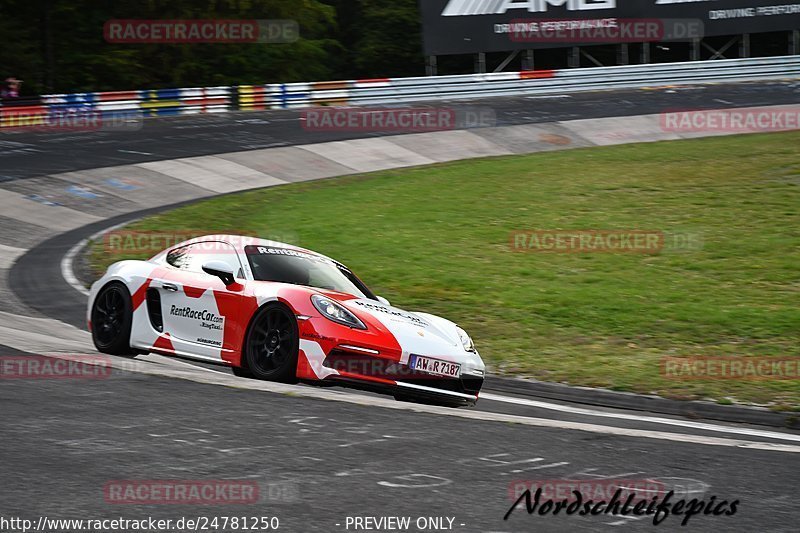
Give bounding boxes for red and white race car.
[88,235,485,405]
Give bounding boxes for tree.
[323,0,425,80]
[0,0,344,93]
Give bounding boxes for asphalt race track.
[2,358,798,533]
[1,82,799,532]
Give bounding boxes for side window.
[185,242,245,279]
[165,242,244,278]
[166,245,191,269]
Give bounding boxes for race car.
[87,235,485,405]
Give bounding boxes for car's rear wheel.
[91,282,135,356]
[243,303,299,383]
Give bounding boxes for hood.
[340,297,469,359]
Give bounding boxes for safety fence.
[1,55,798,128]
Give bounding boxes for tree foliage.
[0,0,424,94]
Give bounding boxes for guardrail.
[1,55,798,128]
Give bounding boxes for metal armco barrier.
[237,85,268,111]
[1,56,798,127]
[0,96,49,128]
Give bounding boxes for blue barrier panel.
[145,88,183,99]
[47,102,96,112]
[147,108,182,117]
[60,93,98,104]
[273,85,310,108]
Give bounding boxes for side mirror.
[202,260,236,286]
[376,295,391,306]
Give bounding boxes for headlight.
[311,295,367,330]
[456,326,476,353]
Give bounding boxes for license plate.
[409,355,461,378]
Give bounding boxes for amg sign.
[441,0,617,16]
[419,0,800,55]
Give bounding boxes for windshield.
[245,246,375,300]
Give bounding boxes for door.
[154,241,247,360]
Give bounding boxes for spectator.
[1,77,22,98]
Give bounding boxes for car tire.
[91,282,135,356]
[243,303,299,384]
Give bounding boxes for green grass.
[90,131,800,409]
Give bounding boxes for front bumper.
[320,349,484,404]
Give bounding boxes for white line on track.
[61,240,90,296]
[480,392,800,443]
[118,149,153,155]
[61,220,132,297]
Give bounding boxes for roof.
[174,234,338,263]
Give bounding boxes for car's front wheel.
[243,303,299,383]
[91,282,135,356]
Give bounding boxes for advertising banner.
[419,0,800,55]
